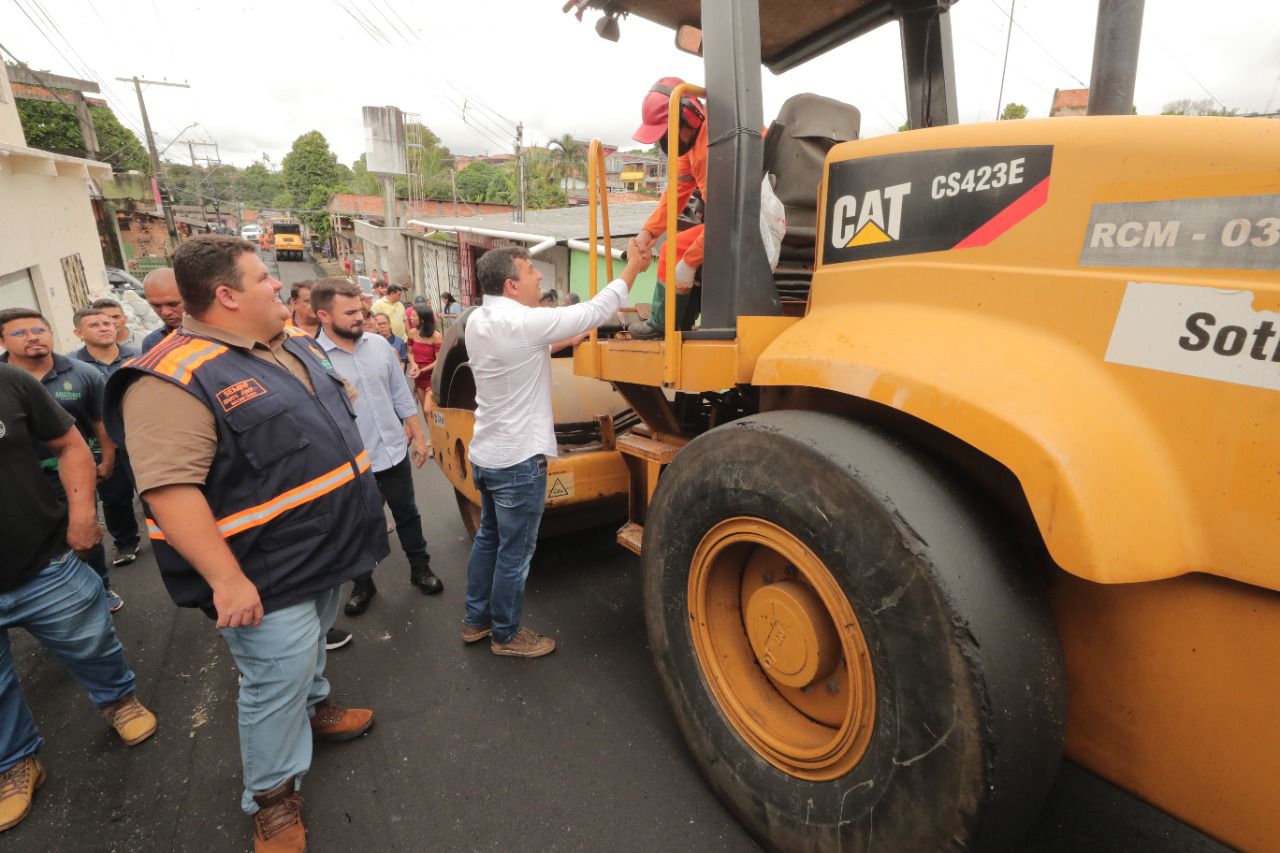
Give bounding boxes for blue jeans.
[0,550,137,773]
[220,585,341,814]
[464,455,547,643]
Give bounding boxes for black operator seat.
[762,93,861,306]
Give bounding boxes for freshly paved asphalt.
[4,256,1229,851]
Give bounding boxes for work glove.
[674,259,697,293]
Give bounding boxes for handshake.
[625,236,655,276]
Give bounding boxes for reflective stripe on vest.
[131,335,229,384]
[146,450,371,541]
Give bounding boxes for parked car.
[241,224,262,242]
[105,266,145,296]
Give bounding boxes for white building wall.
[353,219,410,285]
[0,165,111,352]
[0,62,111,353]
[0,63,25,145]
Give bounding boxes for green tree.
[281,131,341,211]
[239,161,285,208]
[547,133,585,187]
[999,103,1029,121]
[454,161,501,202]
[15,99,148,172]
[16,99,81,152]
[1161,98,1237,116]
[90,107,149,171]
[302,186,334,238]
[348,154,382,195]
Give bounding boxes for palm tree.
[547,134,585,191]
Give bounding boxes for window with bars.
[60,253,91,311]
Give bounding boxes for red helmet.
[633,76,705,144]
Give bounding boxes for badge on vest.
[306,343,336,372]
[216,379,268,412]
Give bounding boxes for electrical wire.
[379,0,424,49]
[986,0,1087,87]
[10,0,150,138]
[445,78,518,132]
[367,0,411,47]
[329,0,388,45]
[1148,30,1230,111]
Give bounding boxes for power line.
[9,0,149,138]
[986,0,1087,88]
[437,90,513,151]
[327,0,381,43]
[379,0,424,48]
[995,0,1016,118]
[340,0,393,45]
[366,0,410,46]
[961,32,1055,97]
[1149,31,1229,111]
[445,79,518,132]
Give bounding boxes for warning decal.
[546,472,575,501]
[823,145,1053,265]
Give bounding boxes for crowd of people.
[0,231,651,851]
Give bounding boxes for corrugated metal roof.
[408,201,658,243]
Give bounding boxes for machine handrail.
[586,139,615,349]
[663,83,706,385]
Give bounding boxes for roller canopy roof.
[570,0,958,73]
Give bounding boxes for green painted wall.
[568,248,659,307]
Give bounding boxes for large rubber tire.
[642,411,1065,852]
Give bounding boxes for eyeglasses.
[5,326,49,339]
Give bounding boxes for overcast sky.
[3,0,1278,169]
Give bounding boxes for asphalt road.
[6,255,1231,851]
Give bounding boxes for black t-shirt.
[0,364,76,592]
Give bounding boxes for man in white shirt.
[462,242,650,658]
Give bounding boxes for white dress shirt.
[316,328,417,473]
[465,279,628,469]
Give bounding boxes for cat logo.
[829,181,913,249]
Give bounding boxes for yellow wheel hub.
[744,581,840,689]
[688,517,876,781]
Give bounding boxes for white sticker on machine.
[1105,281,1280,392]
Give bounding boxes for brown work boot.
[0,757,45,832]
[252,777,305,853]
[461,621,492,643]
[491,627,557,658]
[101,694,157,746]
[309,698,373,742]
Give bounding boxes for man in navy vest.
[106,235,389,853]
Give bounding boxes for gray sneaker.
[626,320,663,340]
[491,627,556,658]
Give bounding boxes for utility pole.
[117,75,190,253]
[188,139,224,231]
[515,122,525,223]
